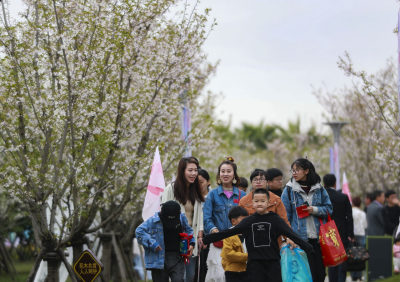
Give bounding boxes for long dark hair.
[291,158,321,186]
[216,157,240,186]
[173,157,204,204]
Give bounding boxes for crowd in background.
[135,156,400,282]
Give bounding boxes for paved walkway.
[324,275,361,281]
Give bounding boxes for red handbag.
[319,214,347,267]
[212,240,223,248]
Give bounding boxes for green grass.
[0,260,34,282]
[3,260,397,282]
[1,260,144,282]
[376,275,400,282]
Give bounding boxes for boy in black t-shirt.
[200,188,313,282]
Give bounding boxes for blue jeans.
[350,235,366,281]
[185,255,197,282]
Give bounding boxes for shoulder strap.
[233,189,242,204]
[287,187,293,214]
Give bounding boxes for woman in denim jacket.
[203,157,245,282]
[281,158,332,282]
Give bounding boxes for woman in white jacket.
[162,157,205,282]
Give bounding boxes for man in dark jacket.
[383,190,400,235]
[367,190,385,236]
[323,174,354,282]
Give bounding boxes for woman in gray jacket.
[281,158,332,282]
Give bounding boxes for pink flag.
[142,147,166,221]
[342,172,352,204]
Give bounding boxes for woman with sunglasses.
[281,158,332,282]
[162,157,205,282]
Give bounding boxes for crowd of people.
[135,156,400,282]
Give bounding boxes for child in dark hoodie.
[136,201,195,282]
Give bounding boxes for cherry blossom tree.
[316,56,400,195]
[0,0,216,280]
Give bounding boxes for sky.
[9,0,399,129]
[198,0,399,129]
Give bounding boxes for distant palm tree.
[235,121,279,151]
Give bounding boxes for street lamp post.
[325,121,348,191]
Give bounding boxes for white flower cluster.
[317,58,400,193]
[0,0,217,249]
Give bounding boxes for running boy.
[201,188,313,282]
[135,201,195,282]
[221,206,249,282]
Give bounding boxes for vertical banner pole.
[182,104,192,157]
[398,9,400,122]
[329,147,334,174]
[334,143,341,191]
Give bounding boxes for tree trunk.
[111,232,128,281]
[30,215,43,250]
[111,248,121,281]
[139,245,147,281]
[58,249,78,282]
[73,243,84,263]
[99,233,112,282]
[43,252,61,282]
[27,249,44,282]
[119,211,142,281]
[121,239,137,281]
[0,238,16,275]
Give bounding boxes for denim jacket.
[281,180,332,241]
[135,212,195,269]
[203,186,246,234]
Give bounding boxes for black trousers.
[225,271,248,282]
[194,245,209,282]
[246,259,282,282]
[151,252,184,282]
[308,239,326,282]
[328,261,347,282]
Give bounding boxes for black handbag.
[346,242,369,271]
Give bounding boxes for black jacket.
[325,187,354,248]
[383,205,400,235]
[203,212,313,261]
